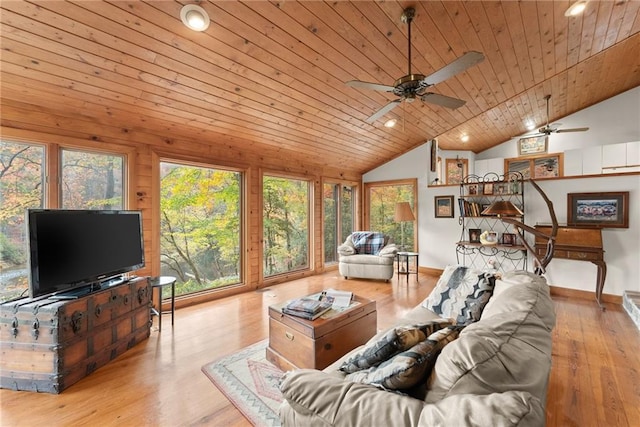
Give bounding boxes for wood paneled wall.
[1,104,362,302]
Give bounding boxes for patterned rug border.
[201,339,283,427]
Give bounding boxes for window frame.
[321,178,359,266]
[260,169,314,282]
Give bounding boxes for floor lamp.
[394,202,415,252]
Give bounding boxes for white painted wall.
[364,87,640,297]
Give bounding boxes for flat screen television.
[27,209,145,298]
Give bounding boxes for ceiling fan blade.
[346,80,395,92]
[421,51,485,86]
[365,99,402,123]
[420,92,466,109]
[556,127,589,133]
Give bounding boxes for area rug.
[202,339,284,427]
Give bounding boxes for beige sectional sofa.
[279,270,556,426]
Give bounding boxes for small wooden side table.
[150,276,176,331]
[397,252,419,280]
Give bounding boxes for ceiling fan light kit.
[346,7,485,124]
[180,4,210,32]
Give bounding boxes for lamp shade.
[481,200,523,217]
[394,202,415,222]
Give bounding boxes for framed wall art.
[518,136,548,156]
[567,191,629,228]
[434,195,455,218]
[445,158,468,185]
[505,153,564,179]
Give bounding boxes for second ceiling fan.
[346,7,485,124]
[525,95,590,136]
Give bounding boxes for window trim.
[260,169,314,283]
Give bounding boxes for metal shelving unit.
[456,172,527,273]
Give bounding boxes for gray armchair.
[338,232,398,282]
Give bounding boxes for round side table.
[150,276,176,332]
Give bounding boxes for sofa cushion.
[481,270,556,331]
[345,326,461,390]
[279,369,426,427]
[351,231,386,255]
[421,265,496,325]
[425,272,555,404]
[340,320,452,374]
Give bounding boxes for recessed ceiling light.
[461,134,469,142]
[180,4,210,31]
[526,120,536,131]
[565,1,587,17]
[384,119,397,128]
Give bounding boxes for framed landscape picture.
[445,158,468,185]
[567,192,629,228]
[434,195,455,218]
[505,153,563,180]
[518,136,548,156]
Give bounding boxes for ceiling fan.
[525,95,590,136]
[346,7,485,124]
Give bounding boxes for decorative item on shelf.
[468,184,479,195]
[510,177,521,194]
[394,202,415,251]
[479,231,498,245]
[481,200,524,218]
[501,233,516,246]
[469,228,481,243]
[482,179,558,275]
[483,183,494,195]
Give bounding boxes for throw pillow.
[351,231,386,255]
[339,319,452,374]
[421,265,496,325]
[345,326,462,390]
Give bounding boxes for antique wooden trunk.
[0,277,151,394]
[266,295,377,371]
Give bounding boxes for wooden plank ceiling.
[1,1,639,174]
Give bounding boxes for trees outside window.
[365,180,417,251]
[0,141,126,302]
[323,183,356,264]
[0,141,45,301]
[263,175,310,277]
[160,162,242,296]
[61,149,123,210]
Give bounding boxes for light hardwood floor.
[1,270,639,426]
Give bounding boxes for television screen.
[27,209,145,298]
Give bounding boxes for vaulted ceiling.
[1,1,639,174]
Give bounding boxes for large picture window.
[160,161,242,296]
[323,182,356,264]
[263,175,310,277]
[364,179,417,252]
[0,141,127,302]
[61,149,124,209]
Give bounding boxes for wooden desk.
[535,226,606,309]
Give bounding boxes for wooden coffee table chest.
[266,294,376,371]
